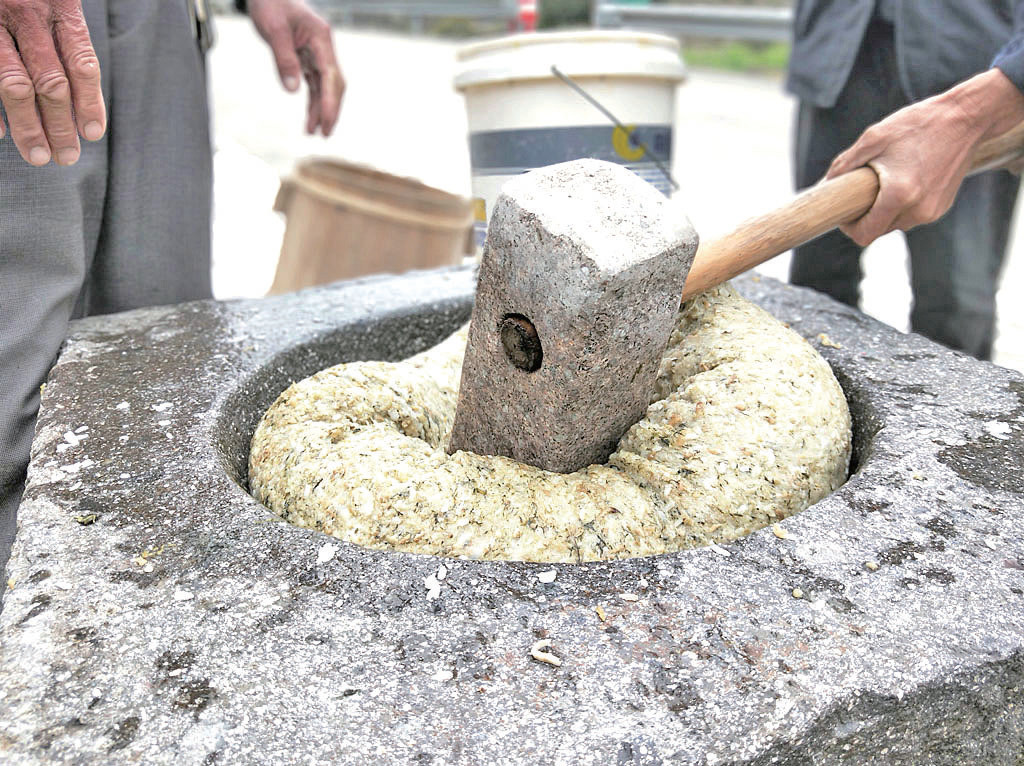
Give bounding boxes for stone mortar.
[0,267,1022,765]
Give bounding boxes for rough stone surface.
[449,159,698,472]
[1,266,1023,765]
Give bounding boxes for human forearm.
[943,67,1024,145]
[247,0,344,136]
[826,67,1024,246]
[0,0,105,166]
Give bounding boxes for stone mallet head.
[450,123,1024,472]
[448,159,698,473]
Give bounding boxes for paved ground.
[208,15,1024,373]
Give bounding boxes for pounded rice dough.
[249,283,851,563]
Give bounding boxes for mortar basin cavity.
[240,282,854,563]
[2,267,1023,765]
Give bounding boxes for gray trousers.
[0,0,212,576]
[790,19,1020,360]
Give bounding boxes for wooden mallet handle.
[680,120,1024,302]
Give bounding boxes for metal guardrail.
[309,0,520,33]
[594,3,794,43]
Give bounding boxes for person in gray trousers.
[787,0,1021,361]
[0,0,344,581]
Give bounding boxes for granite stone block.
[0,267,1022,765]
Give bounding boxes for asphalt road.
[208,15,1024,372]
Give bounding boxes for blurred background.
[205,0,1024,373]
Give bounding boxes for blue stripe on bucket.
[469,124,672,173]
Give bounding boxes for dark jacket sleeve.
[993,2,1024,92]
[788,0,1018,108]
[784,0,876,108]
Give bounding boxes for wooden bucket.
[268,158,474,294]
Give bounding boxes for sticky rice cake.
[249,283,852,563]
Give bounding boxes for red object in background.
[518,0,537,31]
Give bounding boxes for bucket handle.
[551,65,678,192]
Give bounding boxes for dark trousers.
[790,20,1019,360]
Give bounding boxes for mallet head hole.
[499,314,543,373]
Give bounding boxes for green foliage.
[539,0,592,29]
[428,16,482,37]
[683,40,790,73]
[652,0,789,4]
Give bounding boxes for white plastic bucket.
[454,31,686,248]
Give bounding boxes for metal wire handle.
[550,65,679,191]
